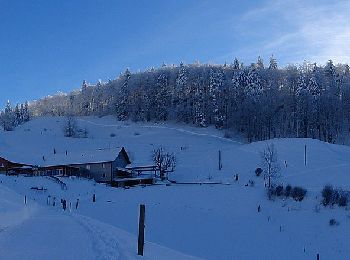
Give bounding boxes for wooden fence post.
[317,253,320,260]
[138,204,146,256]
[219,150,222,170]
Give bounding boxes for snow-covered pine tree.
[244,66,264,141]
[233,58,241,70]
[208,67,225,128]
[324,59,342,98]
[2,100,15,131]
[129,87,146,122]
[324,60,336,84]
[80,80,91,115]
[296,74,310,137]
[307,75,321,138]
[175,62,190,123]
[268,55,278,70]
[344,64,350,75]
[245,66,263,102]
[14,104,21,126]
[23,101,30,122]
[20,103,25,122]
[154,73,170,121]
[308,76,321,98]
[94,80,104,116]
[116,69,131,121]
[230,69,248,131]
[256,56,264,70]
[193,75,206,127]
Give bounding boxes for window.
[86,165,90,170]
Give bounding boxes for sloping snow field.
[1,116,350,259]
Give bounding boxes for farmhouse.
[0,157,26,173]
[0,147,134,183]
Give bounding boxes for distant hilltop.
[2,58,350,144]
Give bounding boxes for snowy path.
[73,213,201,260]
[73,214,123,260]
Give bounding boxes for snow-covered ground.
[1,116,350,259]
[0,179,199,260]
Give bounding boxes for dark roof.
[120,147,131,164]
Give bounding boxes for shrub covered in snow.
[322,185,349,207]
[255,167,263,177]
[329,218,339,226]
[275,185,284,196]
[322,185,334,206]
[267,184,307,201]
[338,195,348,207]
[290,186,307,201]
[285,185,292,197]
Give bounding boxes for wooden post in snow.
[219,150,222,170]
[317,253,320,260]
[138,204,146,256]
[110,163,113,184]
[304,145,307,166]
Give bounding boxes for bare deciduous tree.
[152,147,176,180]
[261,143,280,188]
[64,116,77,137]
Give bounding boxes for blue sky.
[1,0,349,106]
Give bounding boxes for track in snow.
[73,214,124,260]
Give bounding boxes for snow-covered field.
[1,116,350,259]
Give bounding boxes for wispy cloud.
[227,0,350,65]
[296,1,350,64]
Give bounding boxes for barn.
[0,157,32,175]
[68,147,131,182]
[0,147,132,183]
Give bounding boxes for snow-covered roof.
[1,147,125,168]
[11,165,33,170]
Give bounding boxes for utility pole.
[138,204,146,256]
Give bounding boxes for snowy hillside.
[1,116,350,259]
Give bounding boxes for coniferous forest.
[2,57,350,143]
